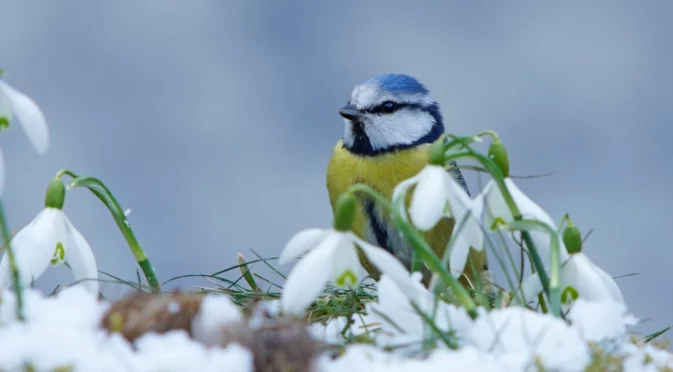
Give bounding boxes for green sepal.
[429,138,446,166]
[334,193,356,232]
[488,140,510,178]
[562,220,583,254]
[44,179,66,210]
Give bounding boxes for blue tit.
[326,73,489,288]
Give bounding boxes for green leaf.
[644,326,671,343]
[68,175,160,292]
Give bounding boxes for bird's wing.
[446,160,470,197]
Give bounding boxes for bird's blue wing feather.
[447,161,470,197]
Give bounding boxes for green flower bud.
[429,138,446,166]
[334,192,357,232]
[44,178,66,210]
[488,139,510,178]
[562,220,582,254]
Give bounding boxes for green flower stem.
[476,130,500,141]
[443,148,552,301]
[549,232,561,316]
[346,184,393,211]
[499,219,562,318]
[0,202,24,321]
[391,198,478,319]
[58,170,160,292]
[346,184,478,319]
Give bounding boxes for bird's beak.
[339,104,363,121]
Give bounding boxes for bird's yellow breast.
[325,140,488,287]
[326,140,431,206]
[326,140,454,272]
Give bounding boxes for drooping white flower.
[0,80,49,154]
[521,251,625,306]
[0,180,98,295]
[392,164,484,278]
[0,79,50,195]
[279,228,416,316]
[476,177,569,261]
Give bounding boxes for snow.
[0,283,670,372]
[465,306,591,371]
[568,299,639,342]
[190,293,243,346]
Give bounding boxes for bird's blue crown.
[365,73,429,95]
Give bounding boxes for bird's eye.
[381,101,397,114]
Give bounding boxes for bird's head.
[339,73,444,156]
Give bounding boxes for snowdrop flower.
[0,79,50,195]
[522,220,625,306]
[475,138,570,264]
[279,193,417,315]
[0,178,98,295]
[476,175,569,263]
[392,164,485,278]
[521,250,624,306]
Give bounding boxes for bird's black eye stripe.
[369,101,400,114]
[364,102,423,115]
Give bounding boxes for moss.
[584,343,626,372]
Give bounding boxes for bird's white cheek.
[364,111,435,151]
[343,119,354,147]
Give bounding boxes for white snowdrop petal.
[0,81,49,154]
[592,262,626,305]
[505,178,556,228]
[482,180,511,228]
[449,236,471,279]
[520,272,544,303]
[63,216,99,295]
[0,209,65,290]
[0,84,12,121]
[563,254,624,304]
[445,176,474,217]
[280,232,339,315]
[0,148,4,196]
[279,228,329,265]
[331,236,362,287]
[352,234,419,303]
[461,191,487,251]
[409,166,448,231]
[391,174,420,215]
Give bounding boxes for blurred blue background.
[1,1,671,338]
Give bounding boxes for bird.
[325,73,489,289]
